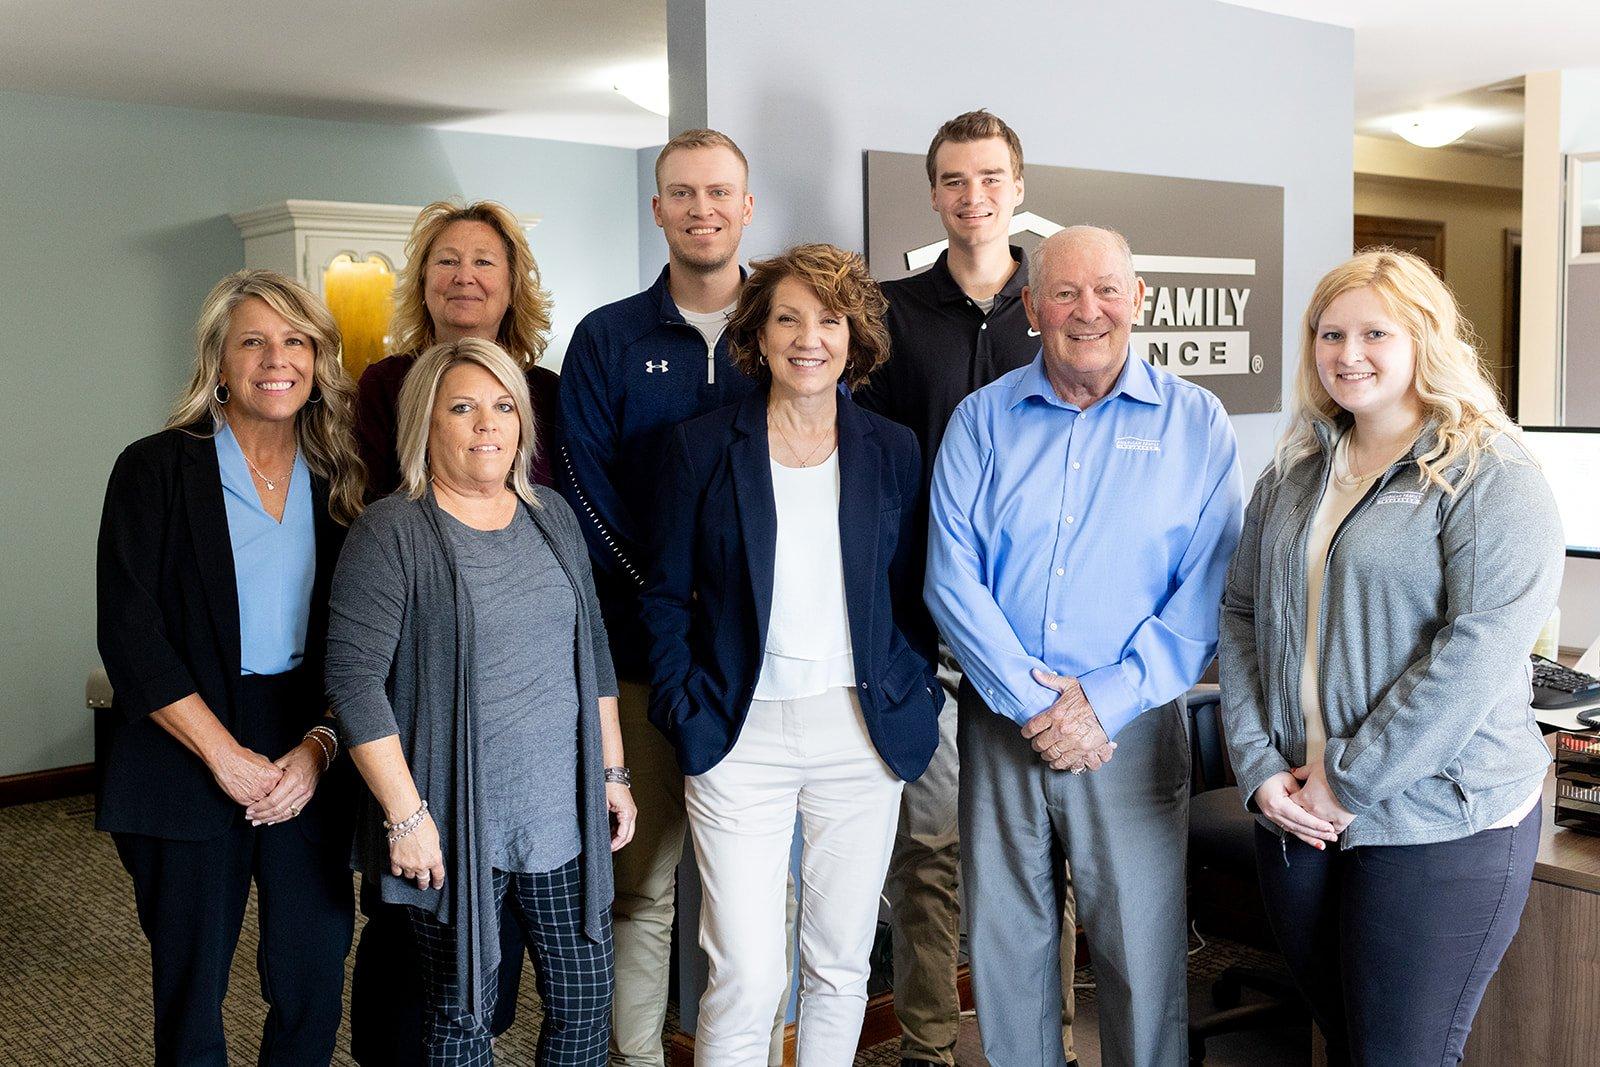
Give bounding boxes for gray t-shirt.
[444,507,582,874]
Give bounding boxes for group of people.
[95,108,1563,1067]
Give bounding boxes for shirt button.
[1056,567,1065,576]
[1049,622,1059,631]
[1064,515,1075,525]
[1072,461,1081,470]
[859,681,869,689]
[1077,414,1085,421]
[980,322,988,330]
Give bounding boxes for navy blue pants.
[1255,805,1540,1066]
[408,858,613,1066]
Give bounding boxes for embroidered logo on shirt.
[645,360,669,374]
[1114,436,1161,453]
[1374,490,1424,505]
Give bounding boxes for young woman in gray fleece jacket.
[1220,249,1564,1066]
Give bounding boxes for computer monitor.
[1520,426,1600,559]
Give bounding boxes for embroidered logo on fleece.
[1375,490,1424,505]
[1114,436,1161,453]
[645,360,669,374]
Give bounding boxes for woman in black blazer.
[96,269,365,1066]
[641,244,940,1065]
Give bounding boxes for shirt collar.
[1008,347,1164,412]
[929,245,1028,306]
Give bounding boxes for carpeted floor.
[0,794,1301,1065]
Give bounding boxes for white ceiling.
[1223,1,1600,122]
[0,0,670,148]
[0,0,1595,150]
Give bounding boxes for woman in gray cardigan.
[1220,250,1563,1066]
[327,338,634,1066]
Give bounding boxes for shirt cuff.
[1077,661,1143,740]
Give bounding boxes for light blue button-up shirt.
[925,351,1243,738]
[216,423,315,676]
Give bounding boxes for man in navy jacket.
[557,127,759,1067]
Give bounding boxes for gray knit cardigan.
[326,487,618,1023]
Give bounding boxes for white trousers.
[686,687,904,1067]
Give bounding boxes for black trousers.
[1255,803,1540,1066]
[350,883,527,1066]
[112,672,354,1067]
[407,859,613,1067]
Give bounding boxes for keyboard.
[1533,654,1600,710]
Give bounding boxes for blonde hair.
[168,269,365,524]
[389,200,552,365]
[395,338,540,507]
[1275,248,1515,494]
[654,128,748,189]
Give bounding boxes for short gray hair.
[395,338,541,506]
[1027,225,1137,292]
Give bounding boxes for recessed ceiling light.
[1392,112,1476,149]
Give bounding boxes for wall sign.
[865,151,1285,415]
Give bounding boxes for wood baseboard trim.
[670,964,975,1066]
[0,763,94,807]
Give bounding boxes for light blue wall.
[674,0,1354,481]
[637,144,668,289]
[0,89,640,776]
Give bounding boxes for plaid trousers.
[408,858,613,1066]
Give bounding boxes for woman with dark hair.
[1221,249,1564,1064]
[641,244,940,1065]
[96,268,363,1064]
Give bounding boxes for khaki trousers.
[886,661,1078,1065]
[609,681,791,1067]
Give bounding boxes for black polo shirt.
[856,246,1038,496]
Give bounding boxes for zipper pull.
[707,342,715,385]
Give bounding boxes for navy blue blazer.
[641,388,941,779]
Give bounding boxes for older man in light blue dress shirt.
[925,226,1244,1067]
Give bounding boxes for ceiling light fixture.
[614,68,669,118]
[1392,111,1476,149]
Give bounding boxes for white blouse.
[753,450,857,701]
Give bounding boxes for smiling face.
[652,145,753,273]
[1313,286,1421,424]
[1023,233,1146,386]
[930,136,1023,250]
[218,297,316,427]
[427,361,520,494]
[424,220,513,343]
[758,276,851,403]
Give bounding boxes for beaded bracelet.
[303,729,334,772]
[603,766,632,788]
[307,724,339,762]
[385,800,429,843]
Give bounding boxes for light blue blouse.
[215,423,315,676]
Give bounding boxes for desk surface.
[1534,733,1600,894]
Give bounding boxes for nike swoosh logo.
[1027,328,1040,337]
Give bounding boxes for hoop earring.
[307,385,324,405]
[213,382,230,405]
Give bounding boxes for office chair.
[1185,687,1307,1065]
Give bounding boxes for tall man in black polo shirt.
[855,110,1079,1067]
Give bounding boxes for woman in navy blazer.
[642,244,939,1065]
[96,270,364,1065]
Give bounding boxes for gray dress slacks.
[958,680,1190,1067]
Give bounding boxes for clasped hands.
[210,738,326,827]
[1020,668,1116,773]
[1253,759,1356,850]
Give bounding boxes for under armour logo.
[645,360,669,373]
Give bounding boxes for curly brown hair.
[726,244,890,391]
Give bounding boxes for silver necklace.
[238,442,293,491]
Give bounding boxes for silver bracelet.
[603,766,632,788]
[307,724,339,762]
[384,800,429,842]
[303,730,333,772]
